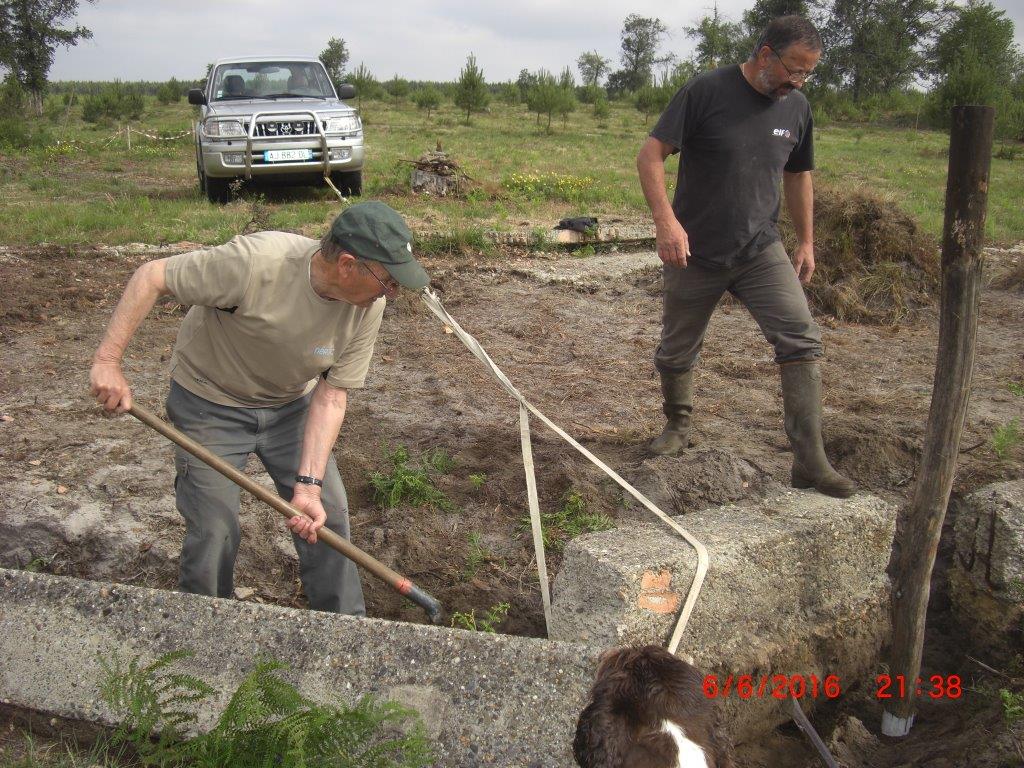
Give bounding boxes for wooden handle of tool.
[128,402,443,623]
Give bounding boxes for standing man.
[636,15,854,498]
[90,202,430,612]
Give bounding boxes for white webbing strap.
[519,403,552,630]
[419,288,708,653]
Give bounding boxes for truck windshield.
[210,62,335,101]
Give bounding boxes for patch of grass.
[368,445,454,512]
[991,418,1021,461]
[414,227,493,257]
[3,97,1023,247]
[1009,381,1024,397]
[98,649,433,767]
[519,489,615,551]
[468,473,486,489]
[450,602,510,633]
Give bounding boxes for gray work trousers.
[164,380,365,615]
[655,240,823,373]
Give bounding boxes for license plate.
[264,149,312,162]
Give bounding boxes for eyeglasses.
[767,45,815,84]
[360,261,399,296]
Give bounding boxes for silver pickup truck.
[188,56,363,203]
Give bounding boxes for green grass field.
[1,95,1021,248]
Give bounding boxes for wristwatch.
[294,475,323,488]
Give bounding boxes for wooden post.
[882,105,994,737]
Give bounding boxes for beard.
[756,68,794,100]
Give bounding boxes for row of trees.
[312,1,1020,137]
[2,1,1020,138]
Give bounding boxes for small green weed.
[1008,380,1024,397]
[450,602,510,633]
[991,418,1021,460]
[100,650,433,768]
[463,532,491,580]
[369,446,454,512]
[468,473,487,489]
[519,490,615,551]
[423,447,455,474]
[1001,688,1024,723]
[23,553,57,573]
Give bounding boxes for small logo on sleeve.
[772,128,792,138]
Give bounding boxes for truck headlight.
[324,115,361,134]
[204,119,246,138]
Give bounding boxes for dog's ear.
[622,731,679,768]
[574,699,630,768]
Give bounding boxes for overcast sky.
[51,0,1024,83]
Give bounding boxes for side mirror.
[336,83,357,100]
[188,89,207,106]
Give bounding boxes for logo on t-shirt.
[772,128,792,138]
[313,345,334,357]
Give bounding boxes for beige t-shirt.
[164,231,385,407]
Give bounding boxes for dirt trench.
[1,243,1022,765]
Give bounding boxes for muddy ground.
[0,240,1022,766]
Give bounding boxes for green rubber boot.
[648,369,694,457]
[781,361,856,498]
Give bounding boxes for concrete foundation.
[549,490,897,742]
[951,480,1024,661]
[0,568,599,766]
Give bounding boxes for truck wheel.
[330,170,362,197]
[206,176,230,204]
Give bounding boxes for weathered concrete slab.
[0,568,599,766]
[509,250,662,288]
[487,223,656,246]
[549,490,897,742]
[951,480,1024,660]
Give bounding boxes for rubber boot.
[780,361,856,498]
[648,369,694,456]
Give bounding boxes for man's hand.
[288,484,327,544]
[90,361,133,414]
[656,217,690,269]
[792,243,816,284]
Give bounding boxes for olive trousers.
[164,380,365,615]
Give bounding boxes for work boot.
[648,369,694,456]
[780,361,856,498]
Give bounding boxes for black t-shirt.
[650,65,814,269]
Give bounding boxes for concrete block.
[0,568,599,766]
[550,490,897,742]
[951,480,1024,659]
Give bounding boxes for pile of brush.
[407,142,470,196]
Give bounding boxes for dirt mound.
[791,185,940,324]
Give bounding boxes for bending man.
[90,201,430,612]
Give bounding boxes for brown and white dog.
[573,645,734,768]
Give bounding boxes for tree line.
[2,0,1021,139]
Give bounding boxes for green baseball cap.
[328,201,429,289]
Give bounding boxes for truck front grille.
[252,120,318,137]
